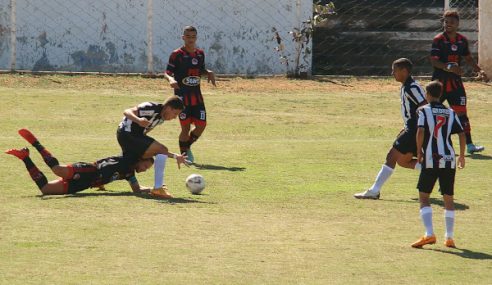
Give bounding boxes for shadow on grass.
[383,197,469,211]
[191,163,246,172]
[38,191,212,204]
[424,248,492,260]
[467,153,492,160]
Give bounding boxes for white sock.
[414,162,422,170]
[420,206,434,237]
[153,154,167,189]
[369,164,394,193]
[444,210,455,239]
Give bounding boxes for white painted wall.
[478,0,492,76]
[0,0,312,74]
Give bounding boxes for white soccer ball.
[185,174,205,194]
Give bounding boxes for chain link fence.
[0,0,311,75]
[0,0,480,76]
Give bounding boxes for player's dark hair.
[392,58,413,73]
[163,95,184,110]
[426,80,443,98]
[183,26,197,34]
[443,10,460,21]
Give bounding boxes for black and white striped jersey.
[417,102,464,169]
[400,76,426,130]
[118,102,164,135]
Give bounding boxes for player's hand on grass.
[138,118,151,128]
[458,155,465,169]
[207,71,216,87]
[136,186,151,194]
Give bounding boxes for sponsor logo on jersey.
[179,113,187,120]
[451,44,458,51]
[182,76,201,86]
[140,110,155,116]
[192,58,198,65]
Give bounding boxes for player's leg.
[18,129,60,168]
[411,169,437,248]
[142,141,173,199]
[5,148,49,194]
[185,105,207,162]
[440,168,456,247]
[447,81,483,154]
[178,106,192,158]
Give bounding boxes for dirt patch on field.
[0,74,489,94]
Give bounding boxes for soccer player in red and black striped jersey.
[164,26,216,163]
[5,129,153,195]
[354,58,426,199]
[430,10,489,154]
[411,81,465,249]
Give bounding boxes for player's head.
[182,26,198,48]
[162,95,184,120]
[425,80,443,101]
[443,10,459,33]
[135,157,154,173]
[392,58,412,83]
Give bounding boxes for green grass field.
[0,74,491,284]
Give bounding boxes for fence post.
[10,0,16,71]
[146,0,154,74]
[479,0,492,76]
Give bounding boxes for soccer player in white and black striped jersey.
[411,81,465,249]
[355,58,426,199]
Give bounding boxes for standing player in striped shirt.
[411,81,465,248]
[164,26,216,163]
[430,10,488,154]
[355,58,426,199]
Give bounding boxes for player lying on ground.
[5,129,153,195]
[430,10,489,154]
[354,58,426,199]
[117,95,188,199]
[164,25,216,164]
[411,80,465,249]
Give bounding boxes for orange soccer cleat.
[150,186,174,199]
[444,238,456,248]
[411,235,436,248]
[5,147,30,160]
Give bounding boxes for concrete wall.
[479,0,492,76]
[0,0,312,74]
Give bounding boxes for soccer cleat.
[5,147,30,160]
[185,149,194,163]
[411,235,436,248]
[444,238,456,248]
[467,143,484,154]
[353,189,380,200]
[18,128,39,145]
[150,185,174,199]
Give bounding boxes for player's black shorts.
[117,130,155,162]
[417,168,456,195]
[60,162,99,194]
[393,128,417,156]
[179,104,207,126]
[437,76,467,113]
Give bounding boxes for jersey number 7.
[434,115,446,139]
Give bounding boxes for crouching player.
[411,81,465,248]
[6,129,153,195]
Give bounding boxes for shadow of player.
[191,163,246,172]
[467,153,492,160]
[423,247,492,260]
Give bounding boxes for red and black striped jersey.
[417,102,464,169]
[165,47,207,106]
[431,32,470,80]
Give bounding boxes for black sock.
[179,140,190,154]
[32,141,59,168]
[187,132,200,147]
[22,156,48,190]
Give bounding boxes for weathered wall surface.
[0,0,312,74]
[479,0,492,76]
